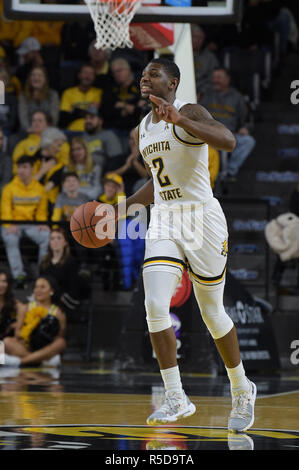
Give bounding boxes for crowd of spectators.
[0,0,298,365]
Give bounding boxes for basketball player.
[116,58,256,432]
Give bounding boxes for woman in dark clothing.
[40,228,90,315]
[0,270,18,339]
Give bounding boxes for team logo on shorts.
[221,240,228,257]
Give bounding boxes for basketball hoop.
[85,0,142,50]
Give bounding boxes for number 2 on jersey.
[152,157,172,188]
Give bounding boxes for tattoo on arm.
[180,104,220,125]
[178,103,235,151]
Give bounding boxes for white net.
[85,0,142,50]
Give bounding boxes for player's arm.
[115,126,154,219]
[179,104,236,152]
[150,95,236,152]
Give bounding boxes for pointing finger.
[149,94,164,105]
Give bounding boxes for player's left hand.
[149,95,181,124]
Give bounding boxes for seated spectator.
[15,37,44,85]
[82,106,123,173]
[51,172,92,276]
[0,126,12,195]
[289,180,299,217]
[112,129,148,196]
[51,171,92,274]
[101,58,145,151]
[18,65,60,131]
[1,155,50,288]
[191,25,219,99]
[88,40,113,89]
[97,173,125,290]
[98,172,125,206]
[0,65,18,135]
[0,270,18,340]
[98,173,145,290]
[68,137,102,199]
[59,64,103,132]
[12,110,51,173]
[2,276,66,367]
[33,127,68,210]
[0,56,21,96]
[12,111,69,174]
[40,229,90,316]
[200,67,256,180]
[52,172,89,224]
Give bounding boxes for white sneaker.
[147,390,196,425]
[42,355,61,368]
[228,381,257,432]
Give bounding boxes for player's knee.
[200,305,234,340]
[144,294,172,333]
[194,282,234,339]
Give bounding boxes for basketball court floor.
[0,364,298,451]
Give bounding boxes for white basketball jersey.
[139,98,213,206]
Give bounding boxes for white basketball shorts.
[143,197,228,287]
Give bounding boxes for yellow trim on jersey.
[190,266,227,285]
[143,258,185,271]
[172,125,206,147]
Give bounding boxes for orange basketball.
[70,201,116,248]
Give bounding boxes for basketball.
[70,201,116,249]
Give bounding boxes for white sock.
[160,365,183,394]
[226,361,250,394]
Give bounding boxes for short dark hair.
[149,58,181,87]
[62,172,80,183]
[16,155,34,166]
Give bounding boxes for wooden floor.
[0,365,298,451]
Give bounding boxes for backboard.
[4,0,243,24]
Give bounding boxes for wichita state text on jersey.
[138,99,213,206]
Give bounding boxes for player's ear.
[169,77,179,92]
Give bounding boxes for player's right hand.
[149,94,181,124]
